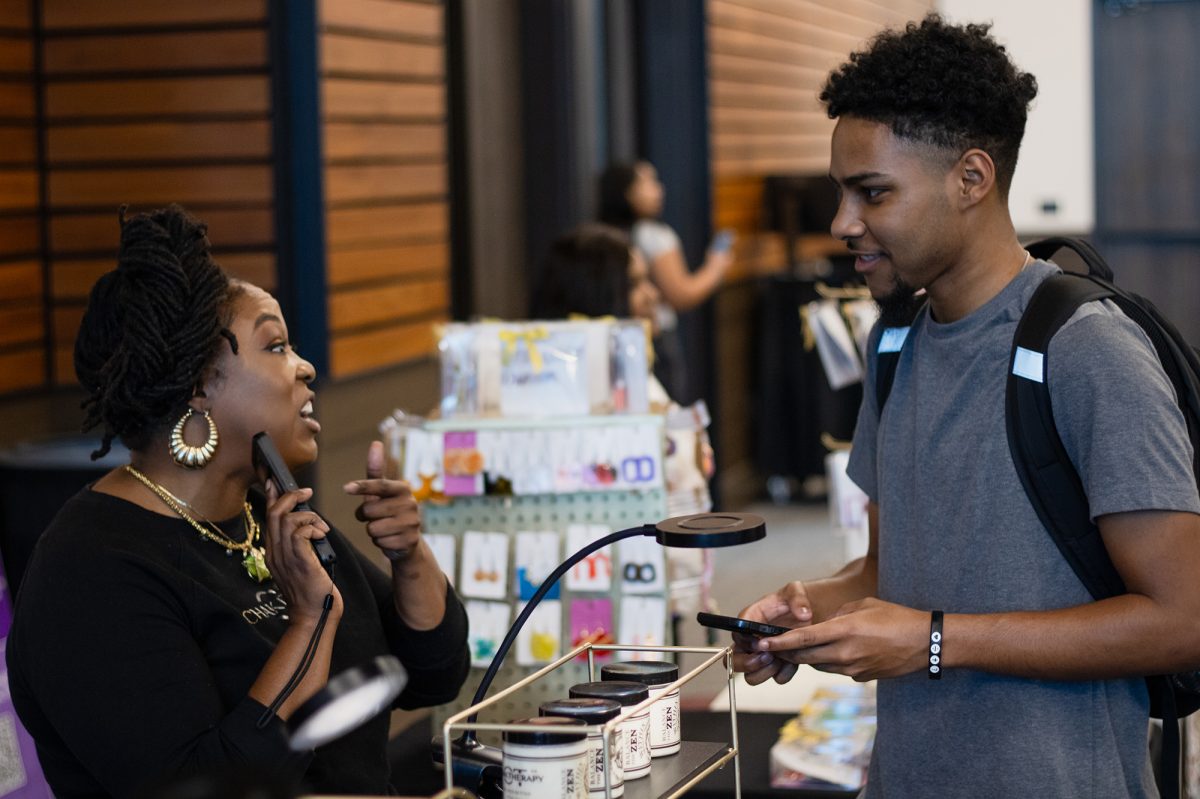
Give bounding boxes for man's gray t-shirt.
[847,261,1200,798]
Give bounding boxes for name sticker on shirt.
[1012,347,1045,383]
[878,327,910,353]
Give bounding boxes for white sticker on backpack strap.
[878,327,910,353]
[1012,347,1045,383]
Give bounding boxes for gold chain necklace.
[124,465,271,583]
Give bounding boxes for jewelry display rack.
[442,642,741,799]
[421,414,671,730]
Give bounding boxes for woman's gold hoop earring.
[170,408,219,469]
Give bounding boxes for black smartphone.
[696,611,789,638]
[252,432,337,579]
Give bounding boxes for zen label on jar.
[502,743,588,799]
[648,685,681,756]
[619,709,652,779]
[586,728,624,796]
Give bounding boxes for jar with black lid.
[540,697,625,797]
[569,680,651,780]
[601,660,681,756]
[502,716,588,799]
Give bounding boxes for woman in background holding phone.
[6,205,469,798]
[600,161,733,401]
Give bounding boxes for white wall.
[936,0,1094,235]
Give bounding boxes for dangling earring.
[170,408,219,469]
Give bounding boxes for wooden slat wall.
[706,0,933,505]
[709,0,932,277]
[0,2,42,393]
[318,0,449,379]
[40,0,275,386]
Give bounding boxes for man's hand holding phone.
[697,612,789,638]
[731,581,816,686]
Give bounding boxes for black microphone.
[251,432,337,578]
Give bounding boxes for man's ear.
[955,149,997,208]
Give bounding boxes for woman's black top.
[6,487,469,798]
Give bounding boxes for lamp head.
[653,511,766,549]
[288,655,407,751]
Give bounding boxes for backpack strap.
[1005,272,1128,600]
[1022,237,1200,529]
[1160,684,1181,799]
[1026,236,1114,281]
[1101,290,1200,484]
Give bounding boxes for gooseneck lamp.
[433,511,766,791]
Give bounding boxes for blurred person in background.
[533,223,659,327]
[532,222,669,408]
[599,161,732,400]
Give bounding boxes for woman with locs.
[6,205,469,797]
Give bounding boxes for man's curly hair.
[820,14,1038,195]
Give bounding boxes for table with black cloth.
[388,711,858,798]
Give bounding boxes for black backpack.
[873,237,1200,799]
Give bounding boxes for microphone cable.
[256,579,335,729]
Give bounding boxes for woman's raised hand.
[343,440,423,562]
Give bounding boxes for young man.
[733,15,1200,797]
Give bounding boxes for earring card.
[515,599,562,666]
[569,598,615,660]
[514,530,561,600]
[617,535,667,595]
[466,600,511,668]
[564,523,613,592]
[460,530,508,600]
[618,596,667,661]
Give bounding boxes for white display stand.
[420,415,672,730]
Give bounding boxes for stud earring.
[170,408,219,469]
